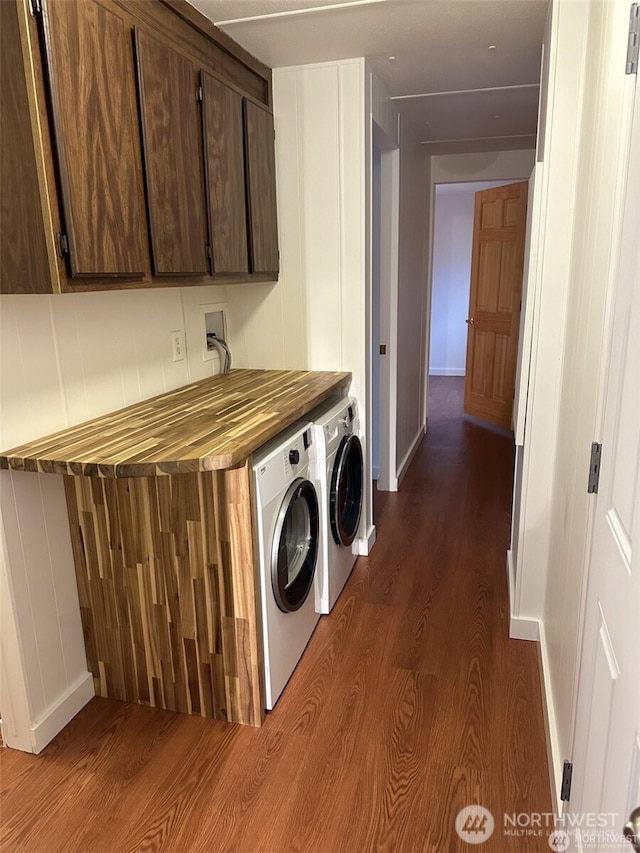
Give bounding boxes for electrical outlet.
[170,330,185,362]
[202,305,227,362]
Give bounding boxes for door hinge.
[627,3,639,74]
[560,760,573,802]
[29,0,42,15]
[587,442,602,494]
[55,232,69,257]
[196,85,203,103]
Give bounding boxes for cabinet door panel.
[40,0,146,277]
[1,1,52,293]
[135,29,208,276]
[243,101,279,276]
[201,73,249,274]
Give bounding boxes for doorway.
[427,179,525,421]
[371,122,399,509]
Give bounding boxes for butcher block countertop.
[0,369,351,477]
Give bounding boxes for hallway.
[0,378,552,852]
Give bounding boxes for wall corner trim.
[397,425,425,486]
[355,524,376,556]
[26,672,94,755]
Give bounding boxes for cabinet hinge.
[560,760,573,802]
[29,0,42,15]
[627,3,639,74]
[196,85,203,103]
[55,232,69,257]
[587,442,602,494]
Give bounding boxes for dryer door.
[271,478,319,612]
[330,434,364,546]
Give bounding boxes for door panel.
[40,0,146,277]
[571,68,640,849]
[201,73,249,274]
[244,100,279,275]
[135,29,208,276]
[464,181,528,429]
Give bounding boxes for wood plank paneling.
[64,461,264,725]
[40,0,147,277]
[244,100,279,275]
[0,369,351,476]
[158,0,271,104]
[134,27,209,275]
[0,1,52,294]
[201,73,249,274]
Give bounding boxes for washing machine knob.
[289,449,300,465]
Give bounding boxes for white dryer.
[253,421,321,710]
[310,397,364,614]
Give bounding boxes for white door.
[568,61,640,852]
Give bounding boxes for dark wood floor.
[0,377,551,852]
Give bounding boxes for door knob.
[624,807,640,852]
[466,318,475,325]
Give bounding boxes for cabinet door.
[1,0,52,293]
[243,100,279,275]
[39,0,146,277]
[201,73,249,274]
[135,29,209,276]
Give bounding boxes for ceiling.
[187,0,549,155]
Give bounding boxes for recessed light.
[489,44,496,51]
[388,56,396,61]
[494,114,500,119]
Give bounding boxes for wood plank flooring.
[0,377,552,852]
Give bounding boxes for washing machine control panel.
[289,449,300,465]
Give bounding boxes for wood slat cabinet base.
[0,0,279,294]
[63,461,265,727]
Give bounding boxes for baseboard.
[538,620,562,816]
[354,524,376,556]
[372,464,380,480]
[28,672,94,754]
[397,426,425,487]
[506,551,540,640]
[428,368,465,377]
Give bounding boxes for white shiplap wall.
[0,284,247,751]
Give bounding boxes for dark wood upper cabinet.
[201,73,249,274]
[0,0,52,293]
[244,100,279,276]
[39,0,146,277]
[134,28,209,276]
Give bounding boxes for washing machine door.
[330,434,364,546]
[271,477,319,612]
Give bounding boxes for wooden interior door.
[243,100,279,275]
[201,73,249,274]
[135,29,208,276]
[39,0,146,277]
[464,181,528,429]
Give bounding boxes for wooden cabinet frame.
[0,0,279,294]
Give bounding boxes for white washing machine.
[310,397,364,614]
[253,421,321,710]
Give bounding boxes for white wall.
[429,188,472,376]
[272,58,371,540]
[395,122,430,477]
[524,0,635,805]
[430,150,536,185]
[0,282,261,750]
